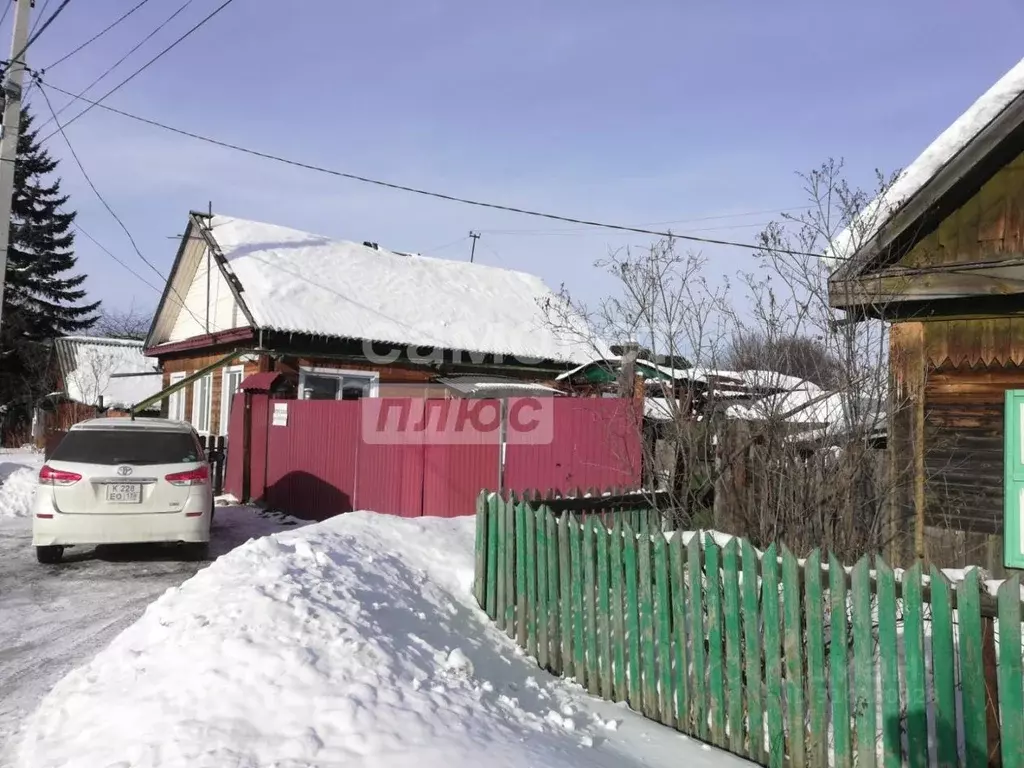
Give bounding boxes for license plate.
[106,483,142,503]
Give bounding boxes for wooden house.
[828,56,1024,574]
[140,212,606,435]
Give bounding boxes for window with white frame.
[298,367,379,401]
[220,365,244,435]
[192,373,213,434]
[168,372,187,421]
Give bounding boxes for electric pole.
[469,231,480,263]
[0,0,32,337]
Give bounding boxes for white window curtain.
[191,374,213,434]
[168,372,187,421]
[220,366,244,435]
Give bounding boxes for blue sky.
[11,0,1024,320]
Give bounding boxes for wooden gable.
[830,146,1024,317]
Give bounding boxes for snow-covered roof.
[55,336,162,408]
[437,376,562,398]
[205,215,607,365]
[829,57,1024,269]
[725,388,842,425]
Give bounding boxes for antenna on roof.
[469,231,480,263]
[363,241,379,250]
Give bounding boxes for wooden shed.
[829,57,1024,575]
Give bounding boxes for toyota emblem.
[117,465,133,476]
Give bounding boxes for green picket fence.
[472,491,1024,768]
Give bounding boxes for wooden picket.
[472,490,1024,768]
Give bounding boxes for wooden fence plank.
[875,556,901,768]
[689,534,708,741]
[535,506,549,671]
[722,539,744,754]
[584,517,600,696]
[570,517,586,686]
[829,553,853,768]
[611,518,627,703]
[781,547,806,768]
[998,576,1024,768]
[638,530,657,719]
[852,557,877,768]
[474,492,487,607]
[485,494,499,619]
[670,533,690,733]
[804,550,827,768]
[596,520,613,700]
[495,495,507,627]
[742,540,764,764]
[624,523,642,710]
[960,569,988,768]
[545,510,560,673]
[525,501,538,660]
[706,537,727,748]
[504,498,516,637]
[929,568,957,768]
[515,500,528,647]
[654,533,673,727]
[761,543,784,768]
[558,513,572,676]
[903,563,928,768]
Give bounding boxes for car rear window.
[50,430,202,466]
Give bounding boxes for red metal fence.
[225,395,640,520]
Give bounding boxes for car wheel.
[36,545,64,564]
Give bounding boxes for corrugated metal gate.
[224,396,640,520]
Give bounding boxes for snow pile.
[15,512,742,768]
[204,214,608,364]
[0,467,37,518]
[829,56,1024,267]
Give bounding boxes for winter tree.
[0,108,99,440]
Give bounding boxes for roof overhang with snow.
[828,58,1024,314]
[146,212,609,368]
[54,336,162,408]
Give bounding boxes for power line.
[72,221,162,294]
[36,80,210,328]
[10,0,71,64]
[36,0,196,134]
[32,76,831,260]
[40,0,236,142]
[0,2,11,31]
[26,0,50,38]
[43,0,155,71]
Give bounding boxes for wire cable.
[36,80,210,327]
[33,77,830,260]
[36,0,195,133]
[26,0,50,39]
[40,0,236,141]
[10,0,71,64]
[72,221,162,294]
[43,0,155,71]
[0,1,12,32]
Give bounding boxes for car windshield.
[49,430,202,466]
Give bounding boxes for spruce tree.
[1,108,99,438]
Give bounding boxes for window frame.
[297,366,379,401]
[220,365,245,435]
[167,371,187,421]
[191,373,214,435]
[1005,390,1024,568]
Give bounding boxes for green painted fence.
[473,491,1024,768]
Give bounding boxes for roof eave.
[835,89,1024,284]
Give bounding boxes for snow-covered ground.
[12,510,751,768]
[0,451,305,766]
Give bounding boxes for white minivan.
[33,417,215,564]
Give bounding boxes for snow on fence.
[472,490,1024,768]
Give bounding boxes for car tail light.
[39,465,82,486]
[165,465,209,486]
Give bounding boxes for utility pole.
[0,0,32,337]
[468,231,480,263]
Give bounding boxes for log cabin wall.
[890,318,1024,577]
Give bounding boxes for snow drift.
[0,468,37,519]
[15,512,742,768]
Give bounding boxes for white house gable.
[167,246,244,342]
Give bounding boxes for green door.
[1004,390,1024,568]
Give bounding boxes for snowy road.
[0,462,301,765]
